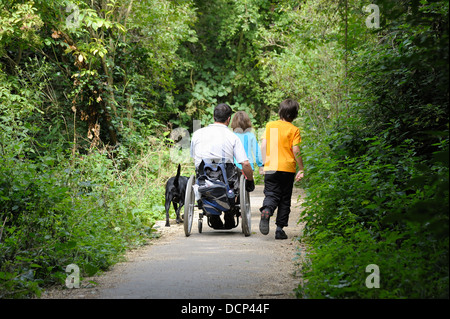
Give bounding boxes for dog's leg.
[176,206,184,224]
[165,196,172,227]
[173,202,181,224]
[174,202,185,224]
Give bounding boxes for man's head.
[214,103,233,124]
[278,99,299,122]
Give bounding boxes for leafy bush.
[296,122,448,299]
[294,0,448,299]
[0,144,169,298]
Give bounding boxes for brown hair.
[278,99,299,122]
[231,111,252,133]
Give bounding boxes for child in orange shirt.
[260,99,304,239]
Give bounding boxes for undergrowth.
[0,136,188,298]
[296,130,449,298]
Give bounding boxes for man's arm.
[240,160,255,192]
[241,160,254,181]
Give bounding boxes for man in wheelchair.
[190,103,255,229]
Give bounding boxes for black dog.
[164,164,189,227]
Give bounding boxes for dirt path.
[41,185,306,299]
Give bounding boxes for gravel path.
[41,185,306,299]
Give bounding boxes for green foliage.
[296,0,449,298]
[0,140,173,297]
[1,0,448,300]
[0,0,198,298]
[174,0,287,125]
[0,1,44,50]
[1,60,186,297]
[352,0,449,156]
[297,130,448,298]
[256,0,345,133]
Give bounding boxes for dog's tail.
[174,164,181,188]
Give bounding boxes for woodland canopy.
[0,0,448,298]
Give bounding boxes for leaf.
[66,240,77,249]
[84,263,99,277]
[51,31,61,39]
[115,23,126,33]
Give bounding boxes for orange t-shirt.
[263,120,301,173]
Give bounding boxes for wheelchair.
[183,160,251,237]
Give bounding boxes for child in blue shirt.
[231,111,263,171]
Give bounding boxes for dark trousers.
[260,171,295,228]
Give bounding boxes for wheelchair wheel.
[184,174,196,237]
[239,174,251,237]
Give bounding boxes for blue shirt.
[233,131,263,170]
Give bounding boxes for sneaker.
[259,209,270,235]
[275,229,288,240]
